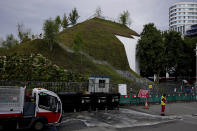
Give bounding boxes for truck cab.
[32,88,62,125]
[0,87,62,131]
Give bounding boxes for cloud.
[0,0,194,38]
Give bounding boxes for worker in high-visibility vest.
[161,94,166,116]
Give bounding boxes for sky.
[0,0,195,40]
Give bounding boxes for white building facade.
[169,2,197,35]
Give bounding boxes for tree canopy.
[17,23,31,43]
[1,34,18,49]
[137,23,165,82]
[62,13,69,29]
[69,8,80,25]
[55,15,62,31]
[43,18,59,51]
[95,7,102,18]
[182,36,196,77]
[137,23,197,82]
[119,10,131,26]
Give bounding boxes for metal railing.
[1,80,196,105]
[0,81,120,94]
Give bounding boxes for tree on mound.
[94,7,102,18]
[69,8,80,25]
[43,18,59,51]
[1,34,18,49]
[119,10,131,26]
[62,13,69,29]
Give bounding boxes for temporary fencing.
[120,93,197,104]
[119,82,197,105]
[0,80,197,105]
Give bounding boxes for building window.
[99,80,105,88]
[183,26,185,34]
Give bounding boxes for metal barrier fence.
[120,84,197,104]
[0,81,119,94]
[1,80,197,104]
[120,93,197,104]
[0,81,161,95]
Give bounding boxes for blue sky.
[0,0,194,39]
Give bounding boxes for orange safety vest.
[161,96,166,105]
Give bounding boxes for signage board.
[118,84,127,96]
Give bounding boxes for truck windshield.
[38,93,57,112]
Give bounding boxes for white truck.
[0,86,62,130]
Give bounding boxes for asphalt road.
[118,114,197,131]
[14,102,195,131]
[54,102,197,131]
[4,102,196,131]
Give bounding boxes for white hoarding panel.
[118,84,127,95]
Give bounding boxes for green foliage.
[163,31,184,75]
[162,31,197,78]
[95,7,102,18]
[72,33,84,72]
[0,37,4,45]
[55,15,61,31]
[62,13,69,29]
[119,10,131,26]
[0,53,87,82]
[182,36,196,76]
[43,18,59,51]
[72,32,83,52]
[137,23,165,82]
[0,48,7,55]
[0,17,141,85]
[55,16,61,25]
[137,24,197,80]
[58,17,138,71]
[17,23,31,43]
[69,8,80,25]
[2,34,18,49]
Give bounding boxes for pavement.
[42,102,197,131]
[118,102,197,131]
[58,109,177,130]
[125,101,197,116]
[53,102,197,131]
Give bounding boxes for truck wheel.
[0,124,3,130]
[33,120,44,131]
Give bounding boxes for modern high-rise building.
[169,1,197,35]
[186,24,197,36]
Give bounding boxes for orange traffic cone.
[144,100,149,109]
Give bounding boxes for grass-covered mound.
[0,17,140,84]
[58,17,139,70]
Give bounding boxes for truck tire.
[33,120,44,131]
[0,124,3,130]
